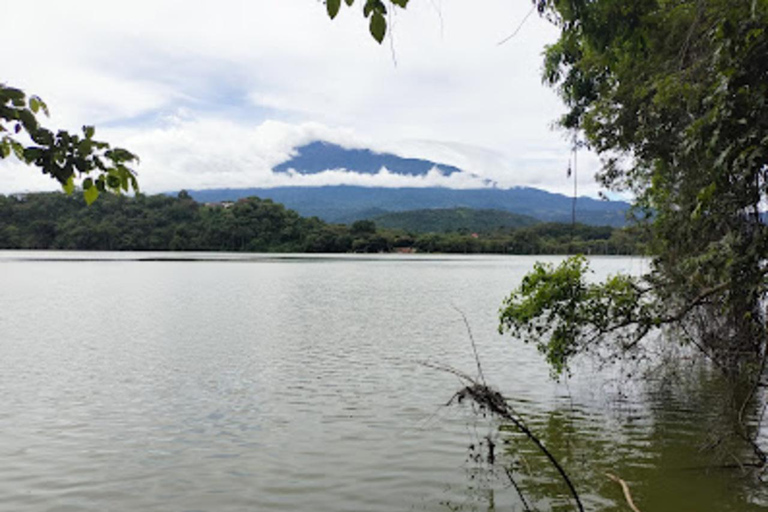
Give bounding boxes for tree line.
[0,191,642,255]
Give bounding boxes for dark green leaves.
[499,256,655,377]
[370,11,386,43]
[528,0,768,375]
[327,0,341,19]
[325,0,408,44]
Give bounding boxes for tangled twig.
[448,381,584,512]
[430,309,584,511]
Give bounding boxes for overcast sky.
[2,0,605,197]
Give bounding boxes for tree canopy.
[0,191,640,255]
[500,0,768,377]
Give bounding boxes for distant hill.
[274,141,463,176]
[186,186,630,227]
[371,207,540,233]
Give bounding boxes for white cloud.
[1,0,609,199]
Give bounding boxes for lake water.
[0,252,765,511]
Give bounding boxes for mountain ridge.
[185,185,630,227]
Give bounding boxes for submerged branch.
[606,473,642,512]
[449,382,585,512]
[504,467,533,512]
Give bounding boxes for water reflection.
[471,363,768,512]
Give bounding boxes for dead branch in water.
[504,467,533,512]
[606,473,642,512]
[452,305,486,385]
[425,309,584,511]
[448,381,585,512]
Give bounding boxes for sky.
[2,0,605,197]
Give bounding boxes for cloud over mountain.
[1,1,613,199]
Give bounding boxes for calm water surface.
[0,252,764,511]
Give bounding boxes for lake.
[0,252,764,511]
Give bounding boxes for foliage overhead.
[500,0,768,376]
[0,84,139,205]
[324,0,409,43]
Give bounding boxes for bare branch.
[606,473,642,512]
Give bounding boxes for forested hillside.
[371,207,539,233]
[0,192,642,255]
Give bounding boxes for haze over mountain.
[181,139,629,227]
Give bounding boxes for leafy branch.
[324,0,409,43]
[497,255,748,376]
[1,84,139,204]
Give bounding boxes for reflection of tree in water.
[491,365,767,512]
[435,356,766,511]
[438,436,503,512]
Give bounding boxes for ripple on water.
[0,253,764,511]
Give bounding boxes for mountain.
[371,207,540,233]
[181,140,630,227]
[274,141,463,176]
[186,186,630,227]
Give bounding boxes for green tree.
[350,219,377,236]
[500,0,768,378]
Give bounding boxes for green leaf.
[10,140,25,160]
[344,0,354,5]
[83,184,99,205]
[391,0,408,7]
[107,147,137,163]
[62,175,75,195]
[129,174,139,192]
[37,98,49,117]
[3,88,25,101]
[106,173,121,190]
[29,96,40,114]
[18,109,38,132]
[95,175,106,192]
[0,138,10,158]
[30,128,53,146]
[23,147,42,162]
[82,177,94,190]
[370,11,386,43]
[77,139,93,158]
[327,0,341,19]
[83,126,95,139]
